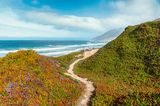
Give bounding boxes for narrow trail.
[65,49,98,106]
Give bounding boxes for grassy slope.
[54,51,82,70]
[0,50,82,105]
[75,21,160,105]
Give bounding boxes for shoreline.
[0,40,105,58]
[0,47,101,58]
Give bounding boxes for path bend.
[65,49,98,106]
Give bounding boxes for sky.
[0,0,160,40]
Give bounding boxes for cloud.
[0,0,106,39]
[25,0,160,33]
[25,11,106,32]
[31,0,38,5]
[103,0,160,29]
[0,0,159,39]
[0,8,85,38]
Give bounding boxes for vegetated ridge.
[75,20,160,105]
[0,50,82,105]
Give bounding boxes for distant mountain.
[154,18,160,21]
[92,28,124,42]
[75,20,160,105]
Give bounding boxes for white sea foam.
[33,42,105,52]
[0,42,105,57]
[40,48,83,56]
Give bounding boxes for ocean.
[0,40,106,57]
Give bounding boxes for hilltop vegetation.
[54,51,82,70]
[75,20,160,105]
[0,50,82,105]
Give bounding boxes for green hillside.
[54,51,82,70]
[0,50,82,105]
[75,20,160,105]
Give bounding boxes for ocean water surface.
[0,40,106,57]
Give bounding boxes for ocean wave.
[40,48,83,56]
[0,42,105,57]
[34,42,105,52]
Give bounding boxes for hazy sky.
[0,0,160,40]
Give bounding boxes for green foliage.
[55,51,82,69]
[50,84,68,100]
[92,94,113,106]
[115,92,160,106]
[75,20,160,105]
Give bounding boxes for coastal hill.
[0,50,82,105]
[75,20,160,105]
[92,28,124,42]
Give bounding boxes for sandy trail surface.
[65,49,98,106]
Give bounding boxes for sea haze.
[0,40,105,57]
